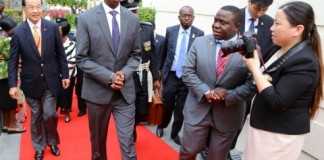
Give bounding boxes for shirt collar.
[27,19,41,29]
[102,2,121,15]
[215,34,238,44]
[245,7,259,24]
[179,25,191,35]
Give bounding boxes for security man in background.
[121,0,157,141]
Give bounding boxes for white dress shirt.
[102,2,121,37]
[244,8,259,33]
[171,26,192,71]
[27,19,41,37]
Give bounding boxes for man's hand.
[62,79,70,89]
[153,80,161,90]
[9,87,19,99]
[211,87,228,101]
[111,71,125,90]
[205,90,215,103]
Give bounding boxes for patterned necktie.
[216,48,228,77]
[175,30,188,78]
[110,10,120,54]
[249,18,255,33]
[32,25,41,56]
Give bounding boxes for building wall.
[143,0,324,159]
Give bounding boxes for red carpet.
[19,97,178,160]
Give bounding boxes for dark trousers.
[0,110,3,135]
[231,100,252,149]
[75,74,86,113]
[87,92,136,160]
[57,77,76,112]
[134,70,149,123]
[158,71,188,138]
[180,116,237,160]
[26,90,59,151]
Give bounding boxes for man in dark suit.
[180,6,253,160]
[76,0,141,159]
[151,32,165,91]
[8,0,69,160]
[240,0,274,58]
[122,0,156,140]
[156,6,204,145]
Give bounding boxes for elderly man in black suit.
[155,5,204,145]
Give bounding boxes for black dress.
[0,78,17,110]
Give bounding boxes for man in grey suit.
[76,0,141,159]
[180,6,253,160]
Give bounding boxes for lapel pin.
[192,34,195,39]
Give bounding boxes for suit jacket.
[8,19,68,98]
[76,5,141,105]
[240,8,274,58]
[250,41,319,135]
[182,35,254,132]
[161,25,204,82]
[151,34,165,81]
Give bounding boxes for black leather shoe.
[34,150,44,160]
[172,135,181,145]
[156,127,164,137]
[77,111,86,117]
[49,145,60,156]
[199,147,208,160]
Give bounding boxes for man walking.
[180,6,253,160]
[8,0,69,159]
[76,0,141,159]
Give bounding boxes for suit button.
[40,74,44,77]
[41,63,44,67]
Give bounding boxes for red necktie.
[216,49,228,77]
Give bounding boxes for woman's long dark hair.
[280,1,323,118]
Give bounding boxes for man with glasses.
[8,0,69,159]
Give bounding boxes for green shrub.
[4,9,23,23]
[138,7,155,23]
[65,14,77,29]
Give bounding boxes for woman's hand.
[243,50,272,93]
[243,50,261,74]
